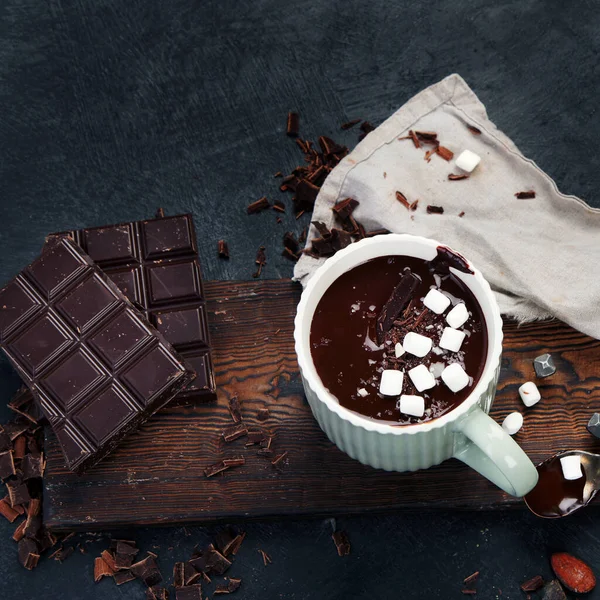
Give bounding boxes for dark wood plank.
[43,279,600,530]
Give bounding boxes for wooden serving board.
[43,280,600,531]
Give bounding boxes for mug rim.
[294,234,504,436]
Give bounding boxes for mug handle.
[452,407,538,497]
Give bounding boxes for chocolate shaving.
[395,191,410,209]
[332,531,351,556]
[228,397,242,424]
[215,577,242,595]
[466,124,482,135]
[13,435,26,459]
[410,199,419,211]
[271,451,288,466]
[0,498,18,522]
[222,423,248,443]
[286,112,299,137]
[294,179,320,212]
[12,520,26,541]
[341,118,361,130]
[464,571,479,585]
[437,146,454,161]
[18,538,40,570]
[252,246,266,279]
[521,575,544,592]
[365,228,391,237]
[272,200,286,213]
[427,205,444,214]
[94,557,115,582]
[218,240,230,259]
[448,173,469,181]
[515,190,536,199]
[376,272,420,343]
[247,197,271,215]
[259,549,272,566]
[424,148,437,162]
[332,198,359,221]
[358,121,375,140]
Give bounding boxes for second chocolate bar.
[53,214,216,402]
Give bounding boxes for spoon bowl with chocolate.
[295,234,538,497]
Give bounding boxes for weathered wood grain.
[43,280,600,530]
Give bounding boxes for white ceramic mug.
[294,234,538,497]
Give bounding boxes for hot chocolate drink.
[310,248,488,425]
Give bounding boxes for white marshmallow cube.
[379,370,404,396]
[423,289,451,314]
[560,455,583,481]
[446,303,469,328]
[441,363,470,393]
[403,332,432,358]
[455,149,481,173]
[439,327,466,353]
[399,395,425,418]
[357,388,369,397]
[502,412,523,435]
[518,381,541,407]
[394,342,405,358]
[408,364,436,392]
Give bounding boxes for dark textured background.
[1,0,600,598]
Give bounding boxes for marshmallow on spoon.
[423,289,451,314]
[560,455,583,481]
[446,303,469,328]
[455,149,481,173]
[403,332,432,357]
[439,327,466,352]
[502,412,523,435]
[441,363,469,393]
[408,364,436,392]
[399,395,425,418]
[379,370,404,396]
[518,381,541,407]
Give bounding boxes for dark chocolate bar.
[52,214,215,401]
[0,236,194,473]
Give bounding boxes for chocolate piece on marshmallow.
[560,455,583,481]
[455,149,481,173]
[533,353,556,378]
[423,289,451,314]
[408,364,436,392]
[441,363,469,393]
[446,303,469,328]
[518,381,541,407]
[502,412,523,435]
[399,395,425,418]
[403,332,432,358]
[439,327,466,352]
[394,343,405,358]
[379,370,404,396]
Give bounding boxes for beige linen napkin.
[294,74,600,340]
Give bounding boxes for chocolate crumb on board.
[273,200,286,213]
[466,124,482,135]
[448,173,469,181]
[228,397,242,424]
[458,211,465,217]
[331,531,351,556]
[282,247,299,261]
[515,190,536,199]
[437,146,454,161]
[214,577,242,594]
[247,197,271,215]
[286,112,300,137]
[521,575,544,592]
[332,197,359,221]
[217,240,230,259]
[341,118,362,130]
[427,205,444,214]
[130,554,163,587]
[222,423,248,443]
[252,246,266,278]
[259,549,272,566]
[271,451,288,466]
[216,528,246,557]
[395,191,410,209]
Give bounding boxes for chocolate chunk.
[94,557,115,582]
[312,222,330,237]
[7,481,30,507]
[116,540,139,556]
[534,353,556,378]
[18,538,40,570]
[228,397,242,423]
[332,198,359,221]
[521,576,544,592]
[283,232,299,253]
[409,130,420,148]
[226,532,246,557]
[0,498,19,522]
[147,587,169,600]
[286,112,299,137]
[203,461,228,478]
[437,146,454,161]
[466,124,482,135]
[341,119,361,130]
[176,585,203,600]
[541,580,567,600]
[259,549,272,566]
[376,272,420,342]
[21,453,44,480]
[256,408,270,421]
[430,246,474,275]
[115,552,134,570]
[12,520,27,541]
[13,436,26,459]
[448,173,469,180]
[331,531,351,556]
[53,213,216,403]
[0,451,15,479]
[252,246,266,279]
[173,561,185,587]
[216,528,246,557]
[101,549,118,571]
[215,577,242,594]
[204,544,232,575]
[218,240,230,259]
[183,561,201,585]
[271,451,288,466]
[23,500,42,538]
[247,197,271,214]
[308,165,328,186]
[222,423,248,443]
[114,570,136,585]
[294,179,320,212]
[0,237,195,473]
[515,190,536,199]
[395,191,410,209]
[427,205,444,214]
[131,554,163,587]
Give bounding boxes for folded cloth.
[294,74,600,340]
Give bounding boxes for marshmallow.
[441,363,469,393]
[399,395,425,418]
[446,303,469,328]
[403,332,432,358]
[455,149,481,173]
[439,327,466,352]
[518,381,541,407]
[408,364,436,392]
[560,455,583,481]
[357,388,369,397]
[394,342,405,358]
[423,289,451,314]
[502,412,523,435]
[379,370,404,396]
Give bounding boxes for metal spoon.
[524,450,600,519]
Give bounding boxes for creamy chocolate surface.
[310,253,488,424]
